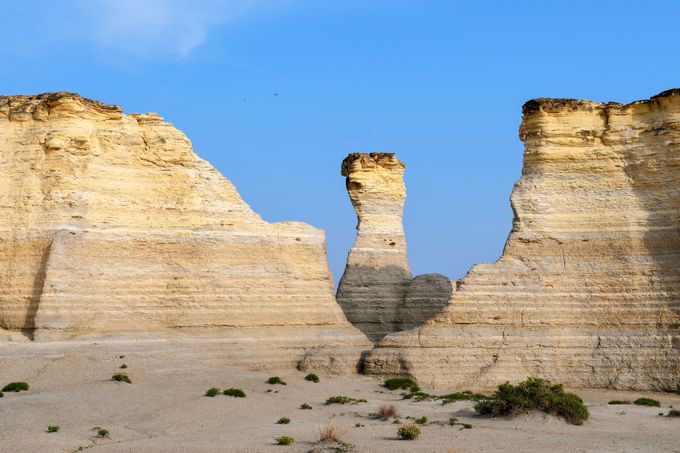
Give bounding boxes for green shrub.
[397,424,421,440]
[277,417,290,424]
[414,416,427,425]
[474,377,589,425]
[634,398,660,407]
[402,391,433,401]
[97,429,109,438]
[2,382,29,392]
[300,403,312,409]
[47,425,60,433]
[440,390,487,404]
[205,387,220,397]
[267,376,287,385]
[462,423,472,429]
[275,436,294,445]
[0,391,3,398]
[448,417,458,426]
[384,377,420,392]
[324,396,367,405]
[120,364,128,369]
[304,373,320,383]
[111,374,131,384]
[223,388,246,398]
[608,400,629,405]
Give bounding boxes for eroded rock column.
[336,153,412,342]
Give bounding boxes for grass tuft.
[318,423,344,443]
[267,376,287,385]
[300,403,312,409]
[205,387,220,397]
[304,373,320,383]
[384,377,420,392]
[634,398,660,407]
[275,435,294,445]
[223,388,246,398]
[97,429,109,438]
[47,425,60,433]
[324,396,367,405]
[2,382,29,392]
[277,417,290,424]
[414,416,427,425]
[608,400,630,405]
[377,404,399,421]
[397,424,421,440]
[111,374,131,384]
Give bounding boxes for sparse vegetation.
[97,429,109,438]
[277,417,290,424]
[634,398,660,407]
[667,409,680,417]
[111,373,131,384]
[0,391,3,398]
[474,377,589,425]
[267,376,287,385]
[377,404,399,421]
[304,373,320,383]
[397,424,421,440]
[318,423,344,443]
[402,391,433,401]
[120,364,127,369]
[47,425,60,433]
[324,396,367,405]
[384,377,420,392]
[275,435,294,445]
[608,400,630,405]
[448,417,458,426]
[119,355,125,359]
[2,382,29,392]
[440,390,487,404]
[300,403,312,409]
[414,416,427,425]
[462,423,472,429]
[223,388,246,398]
[205,387,220,397]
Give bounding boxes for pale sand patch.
[1,339,679,452]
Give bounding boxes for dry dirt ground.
[1,338,679,453]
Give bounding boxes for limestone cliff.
[0,93,370,371]
[336,153,451,342]
[365,89,680,390]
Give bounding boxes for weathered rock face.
[0,93,370,371]
[365,89,680,390]
[336,153,452,342]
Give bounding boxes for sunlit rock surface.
[365,89,680,390]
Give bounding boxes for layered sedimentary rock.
[0,93,370,371]
[336,153,451,342]
[365,89,680,390]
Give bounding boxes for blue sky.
[2,0,678,284]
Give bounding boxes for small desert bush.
[223,388,246,398]
[608,400,630,405]
[97,429,109,438]
[667,409,680,417]
[267,376,287,385]
[2,382,29,392]
[304,373,320,383]
[474,377,589,425]
[111,373,131,384]
[397,424,421,440]
[47,425,60,433]
[0,391,3,398]
[634,398,660,407]
[402,391,433,401]
[275,435,294,445]
[318,423,344,443]
[377,404,399,421]
[462,423,472,429]
[384,377,420,392]
[120,364,127,369]
[300,403,312,409]
[277,417,290,424]
[205,387,220,397]
[440,390,487,404]
[324,396,367,405]
[414,416,427,425]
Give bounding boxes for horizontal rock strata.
[365,89,680,390]
[0,93,370,372]
[336,153,452,342]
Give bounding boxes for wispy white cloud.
[75,0,286,58]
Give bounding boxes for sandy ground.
[1,339,679,453]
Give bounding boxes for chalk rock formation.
[365,89,680,390]
[336,153,452,342]
[0,93,370,371]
